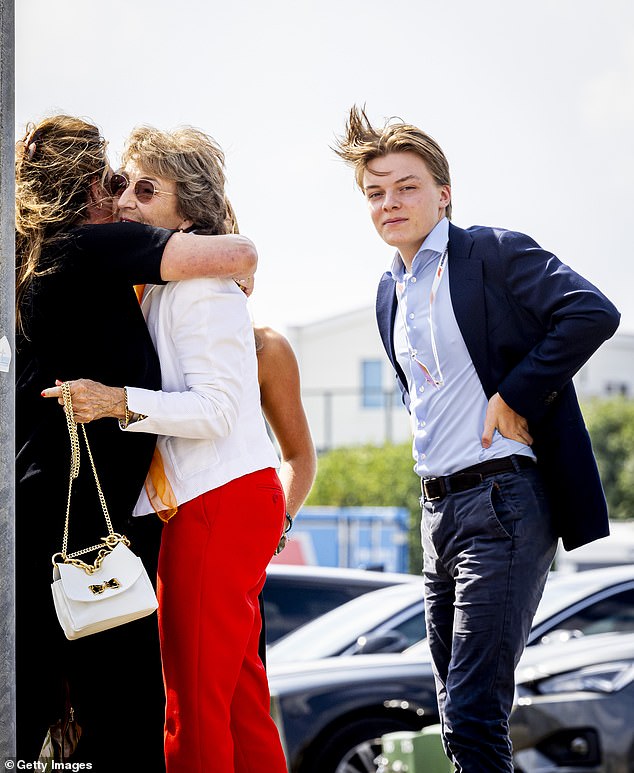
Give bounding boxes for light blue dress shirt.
[390,217,535,478]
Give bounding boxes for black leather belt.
[421,455,535,502]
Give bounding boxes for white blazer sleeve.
[124,279,246,440]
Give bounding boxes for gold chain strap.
[55,382,129,574]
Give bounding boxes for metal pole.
[384,388,393,444]
[323,391,333,452]
[0,0,16,758]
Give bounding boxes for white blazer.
[125,277,279,516]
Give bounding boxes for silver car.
[268,565,634,665]
[511,631,634,772]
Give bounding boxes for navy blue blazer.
[376,223,621,550]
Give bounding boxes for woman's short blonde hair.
[122,126,228,234]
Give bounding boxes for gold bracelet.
[119,387,148,429]
[119,387,131,430]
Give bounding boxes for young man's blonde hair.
[122,126,228,235]
[334,105,452,219]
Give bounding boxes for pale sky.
[16,0,634,335]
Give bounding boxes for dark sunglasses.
[105,172,175,204]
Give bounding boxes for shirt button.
[409,313,415,319]
[420,453,427,460]
[411,276,417,283]
[419,385,425,393]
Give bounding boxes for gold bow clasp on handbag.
[88,578,122,595]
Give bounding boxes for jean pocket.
[485,480,520,540]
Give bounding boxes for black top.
[15,222,178,763]
[16,221,173,550]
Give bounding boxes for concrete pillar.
[0,0,16,758]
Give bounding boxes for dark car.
[268,564,634,663]
[271,633,634,773]
[262,564,420,644]
[270,649,437,773]
[269,566,634,773]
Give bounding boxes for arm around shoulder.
[160,232,257,281]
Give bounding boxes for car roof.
[265,563,420,585]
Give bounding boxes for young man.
[334,106,620,772]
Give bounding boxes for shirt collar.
[388,217,449,282]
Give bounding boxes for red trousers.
[157,468,288,772]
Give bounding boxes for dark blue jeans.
[421,460,557,772]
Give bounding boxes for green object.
[379,726,455,773]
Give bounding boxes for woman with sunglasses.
[15,114,257,770]
[44,125,296,773]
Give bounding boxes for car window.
[341,604,426,655]
[541,588,634,639]
[268,583,424,661]
[388,609,427,648]
[262,583,368,642]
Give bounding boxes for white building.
[575,331,634,399]
[555,520,634,572]
[288,308,634,452]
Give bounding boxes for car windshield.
[268,581,424,663]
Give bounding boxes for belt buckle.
[422,477,446,501]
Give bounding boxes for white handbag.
[51,382,158,640]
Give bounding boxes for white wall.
[556,520,634,571]
[289,309,634,451]
[574,333,634,399]
[289,306,411,450]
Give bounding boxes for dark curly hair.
[15,114,110,332]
